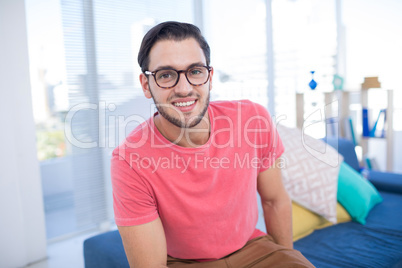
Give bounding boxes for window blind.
[37,0,338,239]
[59,0,195,237]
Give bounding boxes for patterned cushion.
[278,125,343,223]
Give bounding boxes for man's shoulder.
[210,99,269,117]
[112,117,153,158]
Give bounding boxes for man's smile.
[171,97,198,113]
[173,100,196,107]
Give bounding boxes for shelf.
[296,88,394,171]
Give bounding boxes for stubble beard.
[148,87,210,129]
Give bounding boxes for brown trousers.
[167,235,315,268]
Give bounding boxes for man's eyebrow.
[152,65,174,71]
[153,62,207,71]
[187,62,207,68]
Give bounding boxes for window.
[204,0,270,108]
[27,0,195,240]
[272,0,338,137]
[27,0,344,240]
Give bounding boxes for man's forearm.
[262,197,293,249]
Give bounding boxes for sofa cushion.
[84,230,129,268]
[325,138,360,172]
[292,202,351,241]
[278,125,343,223]
[368,170,402,194]
[292,201,329,241]
[337,162,383,224]
[335,202,352,223]
[294,191,402,268]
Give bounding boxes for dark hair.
[138,21,211,73]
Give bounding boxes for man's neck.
[154,113,210,148]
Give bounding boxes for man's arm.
[118,217,168,268]
[257,157,293,248]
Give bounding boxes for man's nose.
[173,72,192,94]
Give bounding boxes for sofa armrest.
[84,230,129,268]
[367,170,402,195]
[325,138,360,172]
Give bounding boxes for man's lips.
[171,98,197,108]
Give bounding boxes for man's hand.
[118,217,168,267]
[257,157,293,249]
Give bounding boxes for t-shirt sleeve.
[111,148,159,226]
[248,101,285,173]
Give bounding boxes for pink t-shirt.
[111,100,284,260]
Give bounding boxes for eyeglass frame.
[144,65,212,89]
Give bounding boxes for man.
[111,21,314,267]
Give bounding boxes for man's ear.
[139,73,152,99]
[208,67,214,91]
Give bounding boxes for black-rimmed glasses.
[145,65,212,89]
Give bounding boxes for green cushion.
[337,162,383,224]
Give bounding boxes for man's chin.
[164,115,203,129]
[154,93,210,129]
[157,105,208,129]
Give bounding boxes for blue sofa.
[293,138,402,268]
[84,138,402,267]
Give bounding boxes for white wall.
[0,0,47,267]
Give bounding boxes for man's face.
[140,38,213,128]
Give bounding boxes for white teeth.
[173,100,195,107]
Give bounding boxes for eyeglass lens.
[155,66,209,88]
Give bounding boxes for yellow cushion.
[292,202,351,241]
[336,202,352,223]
